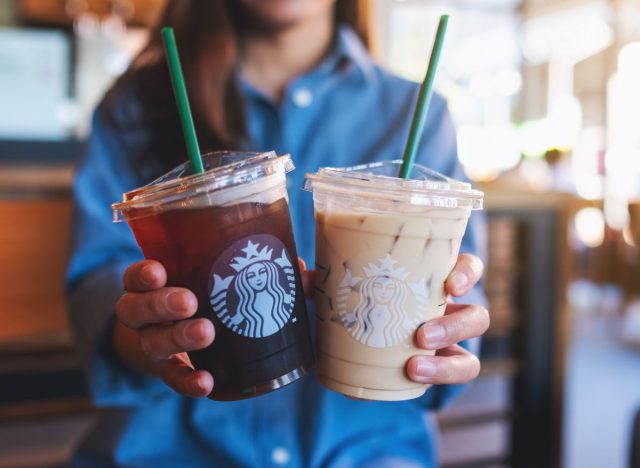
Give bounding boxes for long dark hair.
[105,0,372,179]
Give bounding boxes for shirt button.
[271,446,291,465]
[292,88,313,108]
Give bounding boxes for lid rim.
[113,151,292,214]
[304,173,484,198]
[318,159,470,184]
[117,151,295,205]
[303,159,484,209]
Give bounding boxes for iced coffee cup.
[113,151,314,401]
[304,160,483,401]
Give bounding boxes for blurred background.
[1,0,639,467]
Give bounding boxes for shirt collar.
[328,24,376,81]
[238,24,375,105]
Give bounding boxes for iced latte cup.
[304,161,483,401]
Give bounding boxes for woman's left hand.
[405,253,489,385]
[298,255,489,385]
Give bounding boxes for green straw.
[399,15,449,179]
[161,27,204,174]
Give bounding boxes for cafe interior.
[1,0,640,467]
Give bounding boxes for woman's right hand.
[114,260,215,397]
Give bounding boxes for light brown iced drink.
[304,161,483,401]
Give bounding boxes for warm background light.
[573,207,606,248]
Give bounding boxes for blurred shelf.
[0,199,72,350]
[0,197,83,408]
[0,410,96,468]
[439,410,513,430]
[0,368,87,407]
[438,374,512,423]
[18,0,166,27]
[0,331,73,356]
[0,398,93,421]
[0,345,87,408]
[479,358,520,377]
[481,185,581,211]
[0,164,74,197]
[439,418,511,468]
[485,318,520,336]
[0,347,78,374]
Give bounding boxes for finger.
[445,253,484,297]
[116,288,198,329]
[123,260,167,292]
[139,318,215,361]
[416,303,489,350]
[302,270,316,300]
[298,258,307,272]
[406,345,481,384]
[157,355,214,398]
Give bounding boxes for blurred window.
[0,27,72,140]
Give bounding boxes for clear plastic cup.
[113,151,314,401]
[304,160,483,401]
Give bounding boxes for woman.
[67,0,489,466]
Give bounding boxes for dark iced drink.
[113,152,314,401]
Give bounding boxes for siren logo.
[336,255,429,348]
[209,235,296,338]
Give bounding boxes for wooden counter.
[0,199,72,353]
[0,164,74,197]
[0,165,74,353]
[0,165,83,412]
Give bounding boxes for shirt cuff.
[67,262,172,406]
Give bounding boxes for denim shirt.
[66,26,486,468]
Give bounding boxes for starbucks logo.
[336,255,429,348]
[209,235,296,338]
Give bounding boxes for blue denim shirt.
[66,26,486,468]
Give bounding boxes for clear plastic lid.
[303,160,484,210]
[113,151,294,222]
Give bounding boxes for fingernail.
[167,291,187,313]
[141,264,156,286]
[449,271,468,291]
[422,323,446,344]
[191,375,203,392]
[183,321,202,343]
[415,359,437,378]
